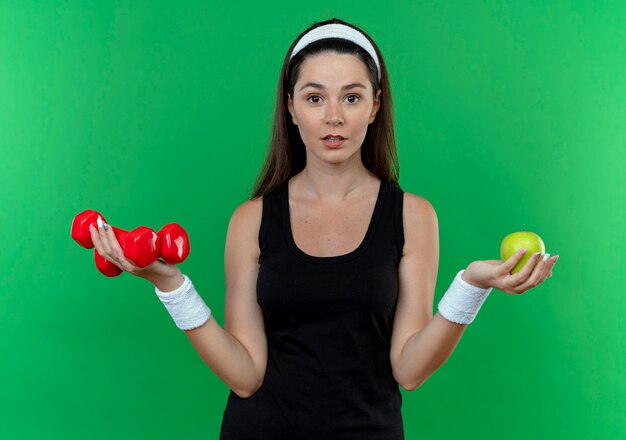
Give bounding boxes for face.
[287,52,381,167]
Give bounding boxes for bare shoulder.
[403,192,437,225]
[401,192,438,255]
[228,197,263,231]
[226,197,263,252]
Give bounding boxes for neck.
[294,158,376,201]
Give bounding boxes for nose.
[325,101,344,125]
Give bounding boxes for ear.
[368,89,381,124]
[287,93,298,125]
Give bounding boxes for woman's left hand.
[462,249,559,294]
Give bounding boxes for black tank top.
[219,179,405,440]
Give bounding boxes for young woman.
[90,18,558,439]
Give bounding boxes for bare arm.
[389,193,558,391]
[390,193,463,391]
[90,199,267,398]
[182,199,267,397]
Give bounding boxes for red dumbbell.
[71,210,161,276]
[71,210,190,277]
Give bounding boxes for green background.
[1,1,624,438]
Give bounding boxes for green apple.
[500,230,546,274]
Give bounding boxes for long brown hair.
[251,18,399,198]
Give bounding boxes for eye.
[306,95,322,104]
[345,95,360,104]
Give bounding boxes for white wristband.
[154,274,212,330]
[438,270,492,324]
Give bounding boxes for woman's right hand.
[89,220,184,291]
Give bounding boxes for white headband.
[289,23,381,83]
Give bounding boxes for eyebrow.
[298,82,368,92]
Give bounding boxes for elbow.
[232,377,263,399]
[398,378,426,392]
[233,387,257,399]
[393,368,429,392]
[392,357,436,392]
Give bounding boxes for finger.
[102,223,140,272]
[510,251,542,286]
[525,253,551,288]
[501,249,528,275]
[543,255,558,281]
[90,222,111,258]
[110,242,137,272]
[515,253,558,293]
[103,223,124,261]
[535,253,555,284]
[89,224,104,254]
[106,226,146,272]
[95,216,113,257]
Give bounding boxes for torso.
[220,175,406,439]
[288,176,381,257]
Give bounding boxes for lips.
[322,135,346,148]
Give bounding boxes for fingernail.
[534,252,541,259]
[97,216,104,229]
[543,253,551,262]
[103,221,109,232]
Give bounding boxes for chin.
[318,149,362,165]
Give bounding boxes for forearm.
[152,272,264,398]
[393,312,467,390]
[184,318,264,398]
[393,270,492,390]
